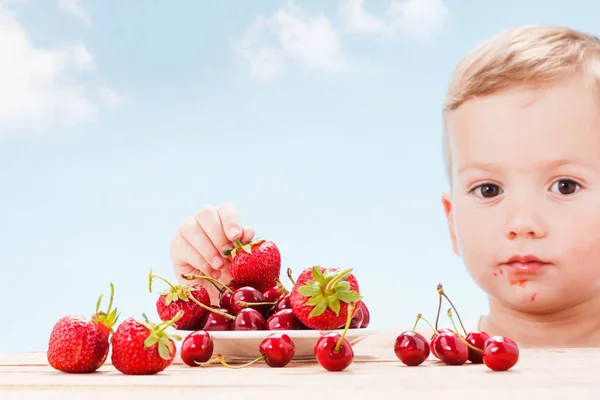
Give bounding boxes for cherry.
[430,328,453,359]
[394,331,430,366]
[434,330,468,365]
[275,294,291,311]
[314,302,356,372]
[180,330,214,367]
[267,309,302,330]
[230,286,266,314]
[349,307,364,329]
[259,333,295,367]
[465,330,490,364]
[214,333,296,369]
[483,336,519,371]
[201,307,234,331]
[232,308,266,331]
[358,302,370,328]
[262,286,282,303]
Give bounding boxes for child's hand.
[170,204,254,296]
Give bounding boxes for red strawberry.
[111,311,183,375]
[47,283,119,373]
[290,266,363,330]
[149,270,211,330]
[223,238,281,291]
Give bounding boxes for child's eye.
[550,179,581,195]
[471,183,503,198]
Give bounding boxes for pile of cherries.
[181,271,370,333]
[394,284,519,372]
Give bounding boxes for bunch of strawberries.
[46,237,369,375]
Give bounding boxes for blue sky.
[1,0,599,353]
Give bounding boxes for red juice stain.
[499,269,504,275]
[530,293,537,302]
[509,279,528,286]
[493,272,498,277]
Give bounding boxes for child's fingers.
[179,217,223,272]
[170,233,214,279]
[217,203,244,241]
[240,226,255,244]
[193,207,229,269]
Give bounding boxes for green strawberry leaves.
[222,238,265,258]
[299,266,363,318]
[140,312,183,361]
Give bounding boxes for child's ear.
[441,191,460,256]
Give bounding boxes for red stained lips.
[502,254,551,275]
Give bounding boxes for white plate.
[172,328,379,359]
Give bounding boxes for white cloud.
[0,4,125,136]
[58,0,91,26]
[234,1,350,79]
[339,0,448,41]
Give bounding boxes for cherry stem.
[416,313,439,336]
[334,302,355,353]
[276,279,289,294]
[412,314,421,331]
[188,295,236,320]
[325,268,353,294]
[434,286,442,330]
[180,273,233,294]
[446,309,482,353]
[237,301,277,307]
[287,268,295,285]
[149,270,177,293]
[216,353,265,369]
[194,357,222,366]
[439,284,468,336]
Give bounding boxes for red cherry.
[349,307,364,329]
[314,333,354,372]
[230,287,266,314]
[180,330,214,367]
[259,333,295,367]
[275,294,291,311]
[394,331,430,366]
[434,331,468,365]
[358,302,370,328]
[232,308,266,331]
[483,336,519,371]
[201,307,233,331]
[465,330,490,364]
[262,286,282,303]
[267,309,301,330]
[430,328,453,359]
[217,281,243,313]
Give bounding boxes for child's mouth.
[502,254,551,275]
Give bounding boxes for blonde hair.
[442,25,600,179]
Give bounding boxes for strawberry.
[149,270,211,330]
[223,238,281,291]
[290,266,363,330]
[111,311,183,375]
[47,283,119,373]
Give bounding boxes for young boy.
[169,25,600,348]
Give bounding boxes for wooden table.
[2,336,599,399]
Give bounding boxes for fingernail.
[228,227,240,239]
[212,256,223,269]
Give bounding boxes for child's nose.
[503,204,548,240]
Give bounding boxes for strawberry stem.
[149,270,177,293]
[215,353,265,369]
[188,294,236,320]
[447,309,482,353]
[287,268,295,285]
[155,310,184,335]
[439,284,468,336]
[180,273,233,294]
[334,302,356,353]
[324,268,353,295]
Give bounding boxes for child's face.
[442,76,600,313]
